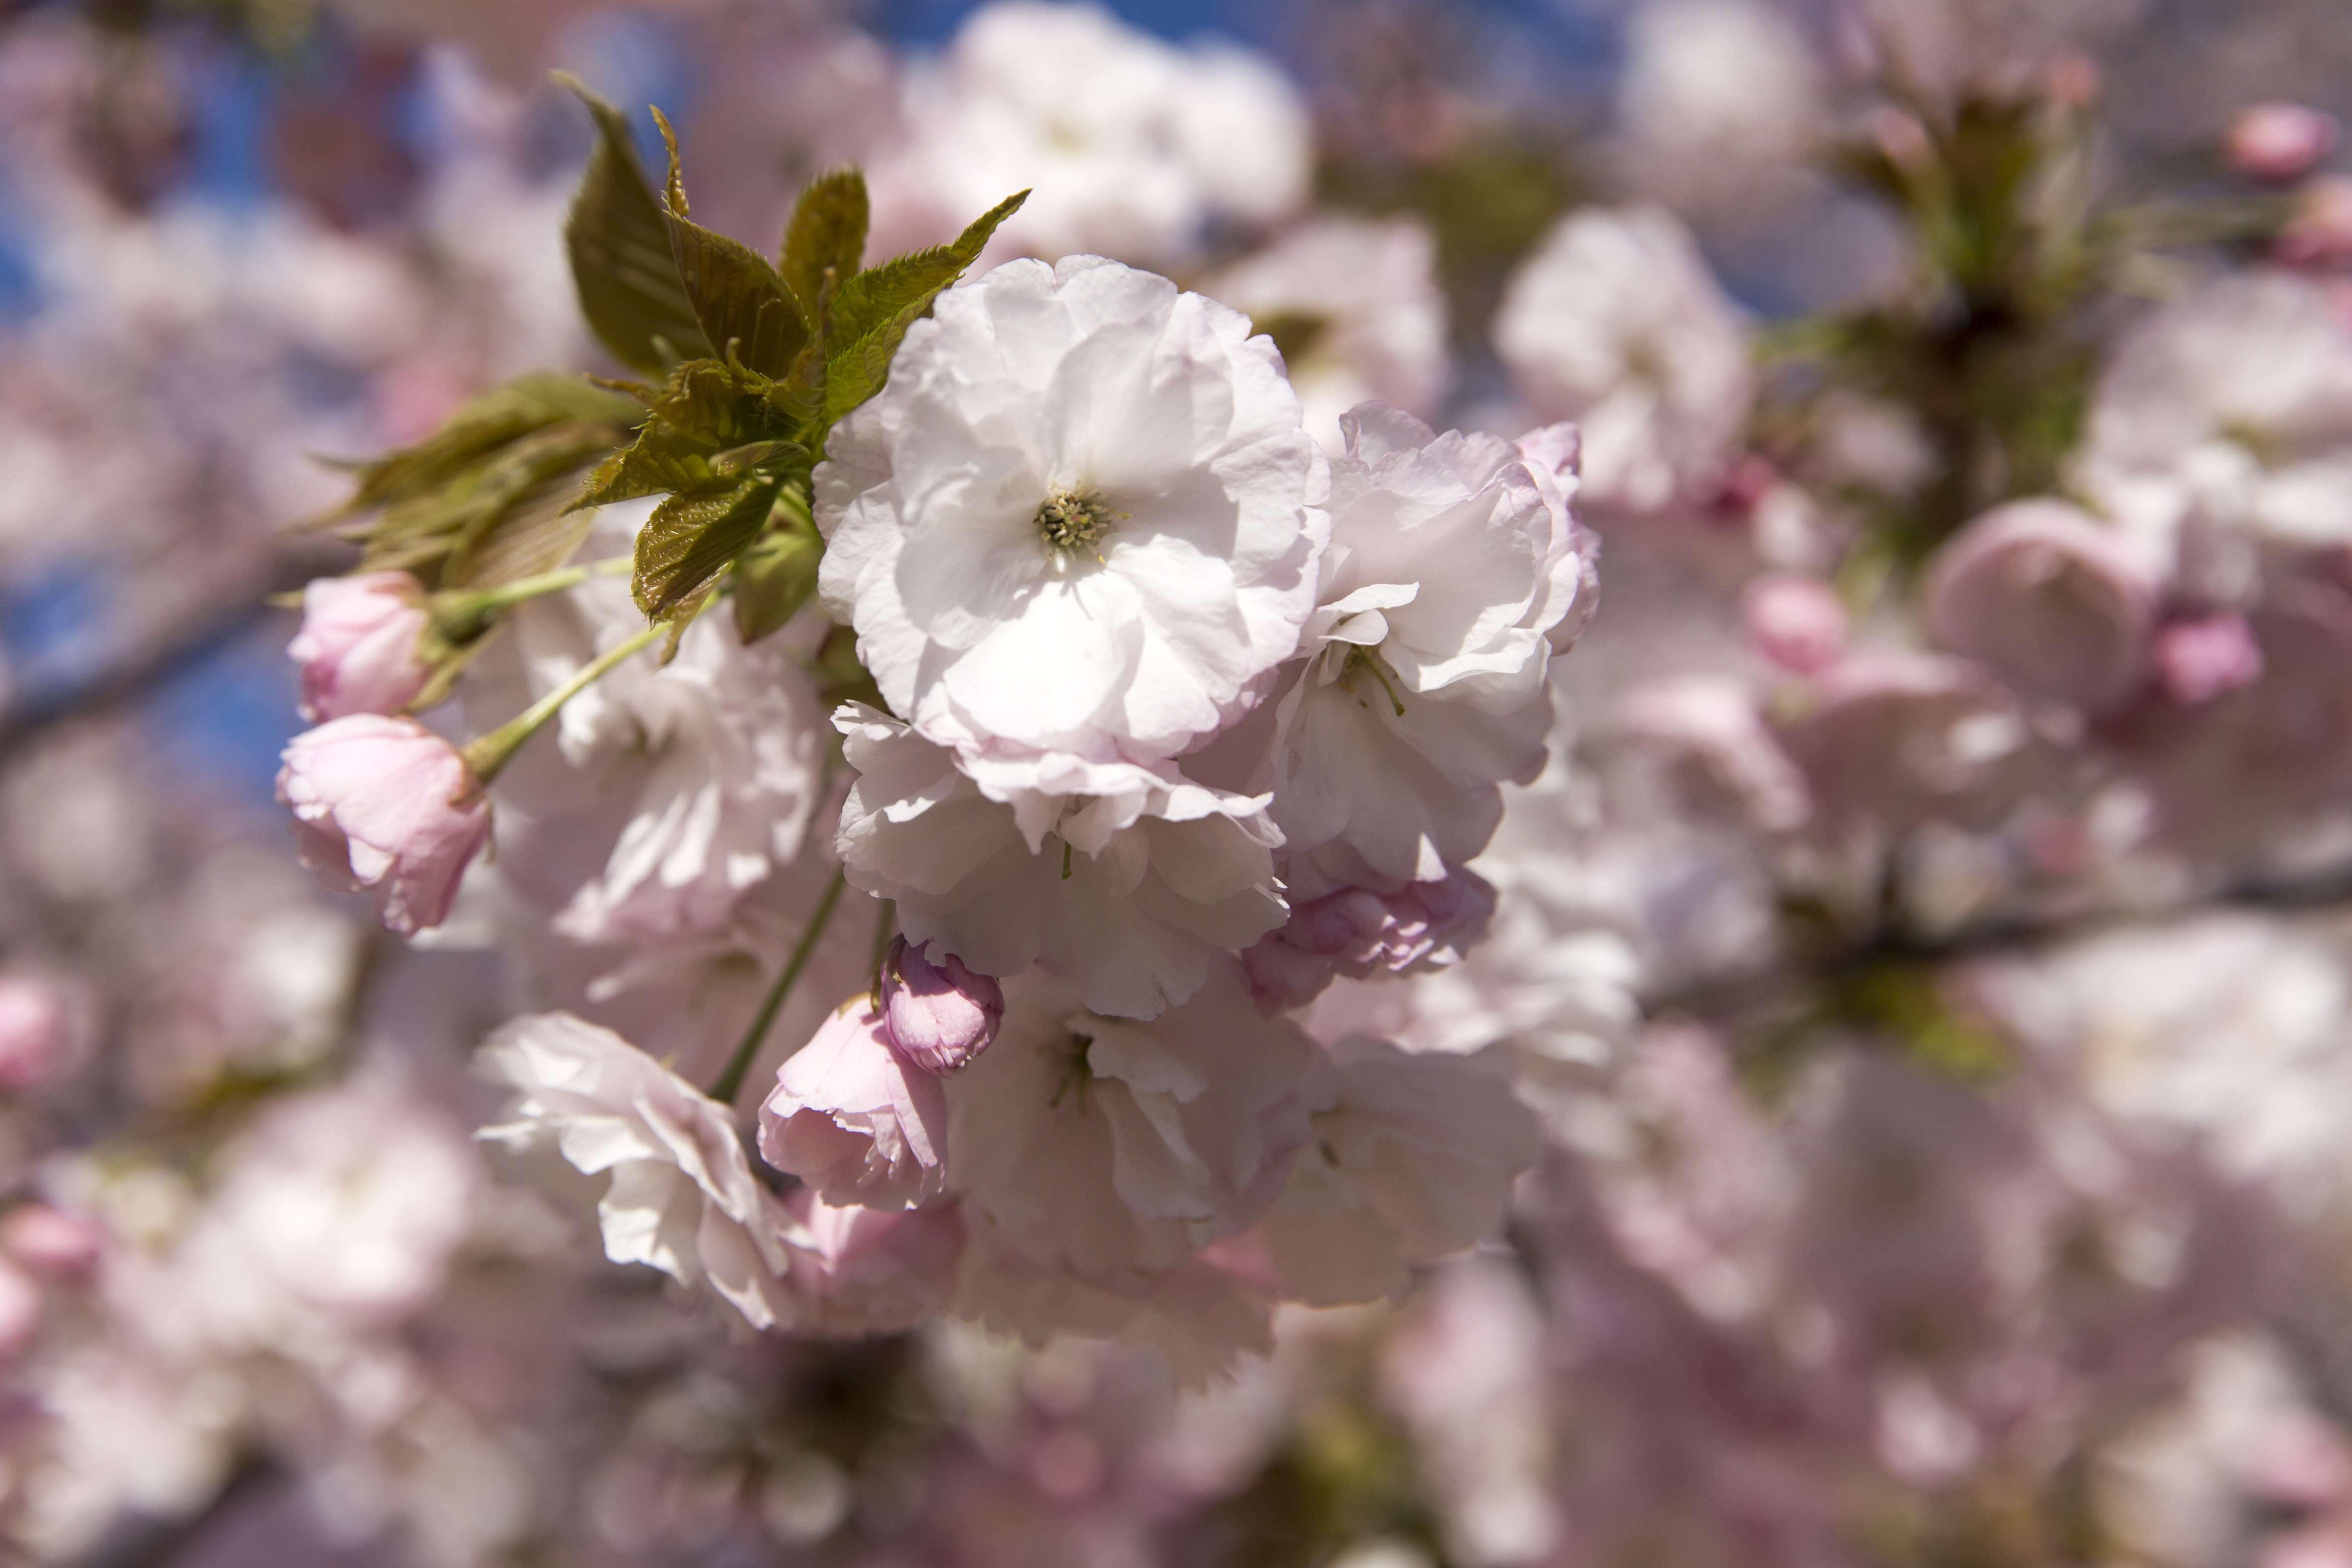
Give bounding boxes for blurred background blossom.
[14,0,2352,1563]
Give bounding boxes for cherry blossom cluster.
[23,0,2352,1561]
[262,69,1592,1367]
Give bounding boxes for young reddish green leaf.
[779,168,869,322]
[632,477,781,618]
[555,76,712,376]
[731,490,824,643]
[650,109,809,379]
[821,189,1029,427]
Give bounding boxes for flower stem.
[709,867,849,1107]
[429,557,633,643]
[458,621,664,784]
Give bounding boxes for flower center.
[1047,1030,1095,1112]
[1337,645,1408,718]
[1035,489,1116,555]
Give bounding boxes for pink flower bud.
[0,1205,100,1278]
[760,1002,949,1211]
[1922,500,2157,712]
[2154,613,2264,705]
[0,977,70,1092]
[288,572,433,722]
[878,936,1004,1075]
[276,716,489,936]
[2279,176,2352,270]
[2229,103,2340,185]
[1743,574,1848,674]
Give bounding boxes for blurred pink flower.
[288,571,432,722]
[1743,574,1848,674]
[0,975,71,1092]
[1923,500,2157,711]
[0,1261,39,1362]
[2280,177,2352,270]
[0,1205,101,1279]
[2230,103,2340,184]
[1777,655,2042,831]
[2155,613,2265,705]
[276,715,488,935]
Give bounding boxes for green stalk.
[457,621,664,784]
[709,868,849,1106]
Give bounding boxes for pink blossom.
[0,976,70,1091]
[760,1001,950,1210]
[1743,574,1848,674]
[2280,177,2352,270]
[2229,103,2340,185]
[1922,500,2157,712]
[2154,613,2265,705]
[0,1261,39,1362]
[1776,655,2042,832]
[276,715,489,936]
[786,1191,963,1334]
[287,571,432,722]
[878,936,1005,1075]
[0,1205,101,1278]
[1240,870,1496,1011]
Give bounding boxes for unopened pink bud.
[289,572,433,722]
[0,1205,100,1278]
[2229,103,2340,185]
[2154,613,2264,705]
[0,977,70,1092]
[878,936,1004,1075]
[1743,575,1848,675]
[276,716,489,936]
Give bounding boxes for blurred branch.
[1646,860,2352,1023]
[0,541,347,765]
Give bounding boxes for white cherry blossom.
[861,1,1309,268]
[833,704,1286,1019]
[477,1013,799,1330]
[941,965,1313,1277]
[464,539,826,946]
[816,254,1324,772]
[2076,272,2352,597]
[1208,215,1451,449]
[1265,405,1596,898]
[1252,1037,1540,1306]
[1495,205,1752,513]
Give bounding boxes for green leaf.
[822,188,1028,428]
[555,75,712,375]
[778,168,869,322]
[731,488,823,643]
[578,359,804,509]
[651,109,808,378]
[330,375,639,591]
[341,375,638,511]
[634,477,781,617]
